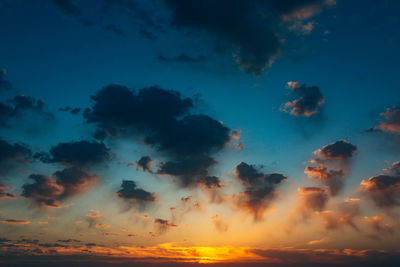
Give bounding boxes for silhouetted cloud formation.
[234,162,287,221]
[117,180,156,209]
[136,156,153,172]
[53,167,98,198]
[103,0,161,40]
[197,175,222,189]
[35,140,110,166]
[22,168,98,207]
[163,0,334,75]
[314,140,358,160]
[157,155,217,187]
[0,139,31,163]
[0,184,16,199]
[377,107,400,135]
[305,140,357,195]
[281,82,324,117]
[0,139,32,175]
[84,84,230,188]
[84,84,193,138]
[153,218,177,234]
[21,174,63,207]
[361,162,400,208]
[304,165,344,196]
[0,95,53,126]
[59,106,81,115]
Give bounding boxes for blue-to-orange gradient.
[1,1,400,266]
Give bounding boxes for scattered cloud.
[281,82,324,117]
[116,180,156,210]
[136,156,153,173]
[377,107,400,135]
[0,95,53,126]
[153,218,177,234]
[163,0,334,76]
[360,162,400,208]
[84,85,230,188]
[35,140,111,167]
[305,140,357,195]
[2,219,31,225]
[233,162,287,221]
[22,168,98,207]
[0,184,17,199]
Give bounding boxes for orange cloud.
[2,219,31,225]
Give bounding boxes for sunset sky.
[1,0,400,266]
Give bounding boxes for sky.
[1,0,400,266]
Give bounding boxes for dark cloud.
[169,196,202,224]
[163,0,334,76]
[297,187,329,215]
[361,166,400,208]
[0,95,53,126]
[21,174,63,207]
[52,0,81,18]
[57,239,81,243]
[22,168,98,207]
[84,84,230,188]
[153,218,177,234]
[305,140,357,195]
[0,184,16,199]
[377,107,400,135]
[304,164,344,196]
[103,0,163,40]
[0,69,12,91]
[164,0,280,76]
[315,140,358,160]
[59,106,81,115]
[0,139,32,175]
[234,162,287,221]
[145,114,230,156]
[196,175,222,189]
[157,54,207,63]
[103,24,125,36]
[281,83,324,117]
[53,167,98,199]
[84,84,193,138]
[0,139,31,163]
[157,155,216,187]
[117,180,156,209]
[136,156,153,173]
[35,140,110,166]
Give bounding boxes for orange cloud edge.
[1,243,398,265]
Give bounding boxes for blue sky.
[1,1,400,266]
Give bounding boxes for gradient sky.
[1,0,400,266]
